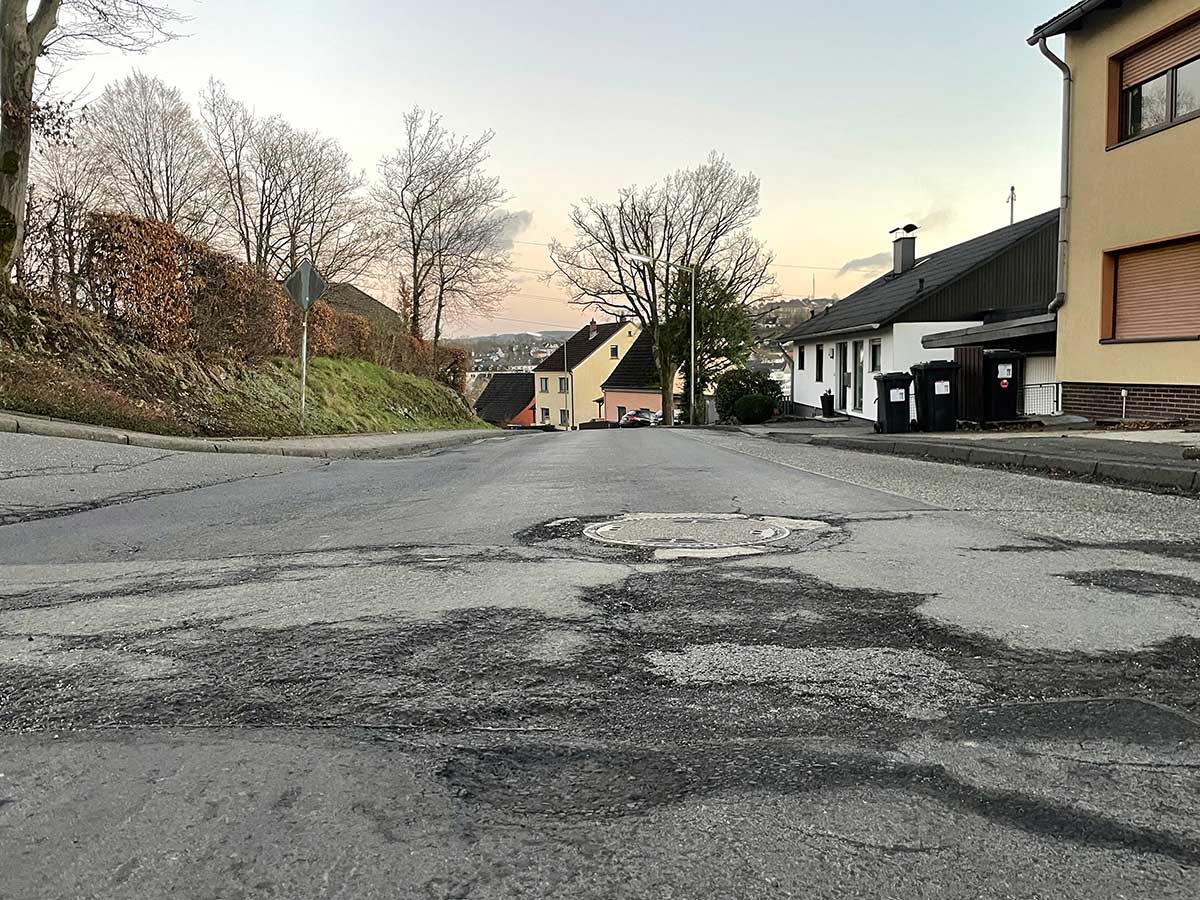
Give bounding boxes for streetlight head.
[619,250,654,265]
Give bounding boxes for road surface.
[1,427,1198,899]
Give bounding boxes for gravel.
[646,644,988,720]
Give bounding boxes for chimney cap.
[890,223,920,237]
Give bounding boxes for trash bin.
[820,391,835,418]
[982,350,1024,422]
[875,372,913,434]
[911,361,961,432]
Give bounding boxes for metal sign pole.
[300,309,309,428]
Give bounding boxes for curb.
[801,434,1200,493]
[0,411,499,460]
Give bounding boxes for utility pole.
[1007,186,1017,225]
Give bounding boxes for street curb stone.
[799,433,1199,493]
[0,410,496,459]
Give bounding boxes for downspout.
[1039,37,1071,312]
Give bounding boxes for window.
[1116,18,1200,142]
[540,408,550,423]
[539,377,549,393]
[558,377,569,393]
[797,347,805,371]
[559,409,569,425]
[617,406,626,419]
[815,344,824,382]
[1105,236,1200,341]
[610,345,619,358]
[869,339,882,373]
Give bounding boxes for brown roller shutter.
[1114,239,1200,340]
[1122,19,1200,88]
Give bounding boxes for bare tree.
[375,108,503,338]
[549,153,775,424]
[84,71,221,239]
[0,1,182,281]
[276,128,380,284]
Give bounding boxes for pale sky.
[59,0,1070,337]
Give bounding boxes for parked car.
[619,409,657,428]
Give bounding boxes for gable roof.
[322,283,402,330]
[780,210,1060,343]
[474,372,534,424]
[602,331,660,391]
[535,320,628,372]
[1028,0,1130,43]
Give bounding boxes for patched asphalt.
[1,428,1198,899]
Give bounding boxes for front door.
[835,343,849,411]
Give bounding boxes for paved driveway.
[1,428,1197,899]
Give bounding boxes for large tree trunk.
[0,5,41,283]
[653,332,675,428]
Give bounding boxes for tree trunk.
[0,7,39,284]
[653,331,675,428]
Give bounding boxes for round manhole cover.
[582,513,822,550]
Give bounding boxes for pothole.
[582,513,825,550]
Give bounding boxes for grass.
[0,296,490,438]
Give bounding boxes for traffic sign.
[284,260,327,311]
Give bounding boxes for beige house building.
[1031,0,1200,420]
[533,320,641,427]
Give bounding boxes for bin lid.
[982,349,1026,360]
[911,360,961,372]
[874,371,914,384]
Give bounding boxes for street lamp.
[619,250,698,426]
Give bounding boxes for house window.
[1106,236,1200,341]
[869,339,882,373]
[540,408,550,423]
[539,377,549,393]
[797,346,805,371]
[610,345,619,358]
[815,344,824,382]
[1116,18,1200,143]
[558,377,569,393]
[559,409,569,425]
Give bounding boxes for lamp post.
[619,251,698,426]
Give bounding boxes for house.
[533,319,641,428]
[601,331,665,421]
[321,283,402,330]
[780,212,1059,420]
[1027,0,1200,421]
[473,372,535,427]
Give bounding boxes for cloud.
[837,252,892,277]
[494,209,534,251]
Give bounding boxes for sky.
[57,0,1070,337]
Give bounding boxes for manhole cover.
[582,513,821,550]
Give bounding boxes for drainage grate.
[582,513,824,550]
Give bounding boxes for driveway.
[0,428,1197,899]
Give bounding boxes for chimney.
[588,318,597,339]
[890,224,919,275]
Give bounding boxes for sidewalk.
[0,410,511,459]
[747,420,1200,493]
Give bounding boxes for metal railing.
[1019,382,1062,417]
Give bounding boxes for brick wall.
[1062,382,1200,422]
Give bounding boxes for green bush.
[715,369,783,420]
[734,393,775,425]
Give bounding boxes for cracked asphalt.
[0,427,1198,899]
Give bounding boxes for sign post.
[283,260,328,428]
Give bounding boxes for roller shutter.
[1122,19,1200,88]
[1113,238,1200,340]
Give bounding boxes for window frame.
[1108,12,1200,149]
[814,344,824,383]
[797,346,805,372]
[869,339,882,373]
[541,407,550,423]
[558,377,569,394]
[539,377,549,393]
[1099,230,1200,344]
[610,345,619,359]
[559,408,570,425]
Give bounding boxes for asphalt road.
[1,428,1198,899]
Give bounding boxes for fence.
[1019,382,1062,417]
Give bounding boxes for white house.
[781,211,1060,421]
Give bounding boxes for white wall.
[787,321,977,421]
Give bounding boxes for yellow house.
[533,320,641,427]
[1031,0,1200,420]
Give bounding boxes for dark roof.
[322,283,402,330]
[535,321,628,372]
[1028,0,1126,44]
[780,210,1060,343]
[602,331,660,391]
[922,313,1058,350]
[474,372,534,424]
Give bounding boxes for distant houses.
[533,319,641,427]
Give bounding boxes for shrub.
[715,368,783,420]
[734,393,775,425]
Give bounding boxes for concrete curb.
[800,433,1200,493]
[0,411,499,460]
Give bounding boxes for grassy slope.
[0,297,489,438]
